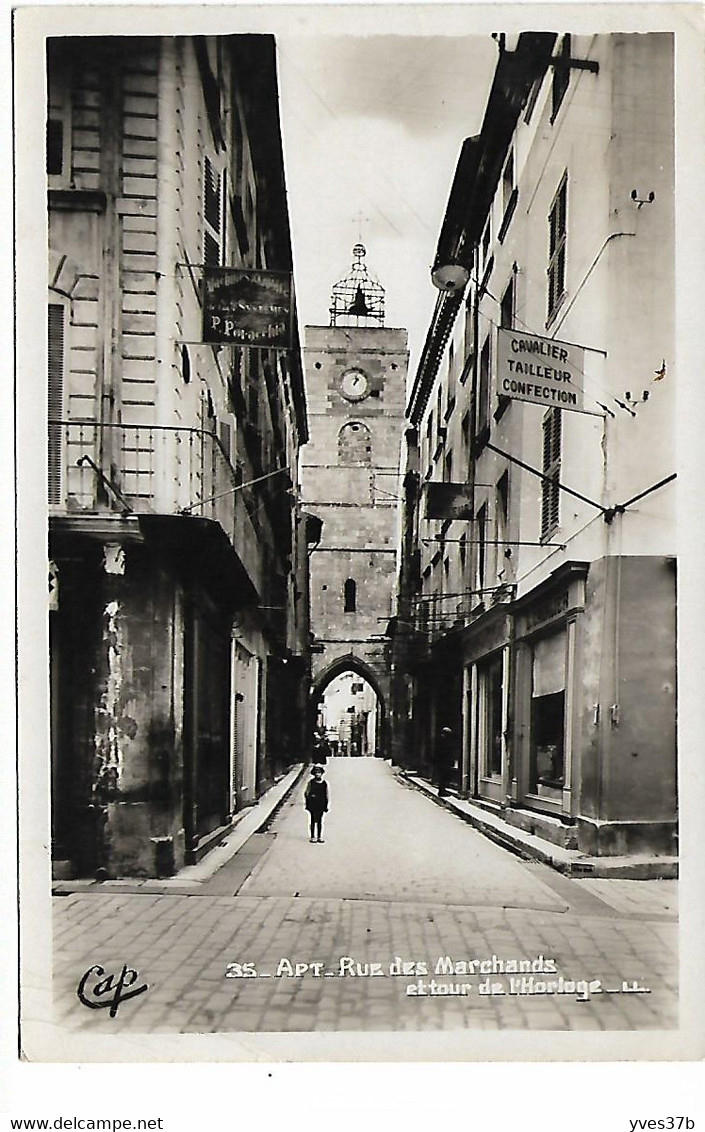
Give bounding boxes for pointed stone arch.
[311,652,388,757]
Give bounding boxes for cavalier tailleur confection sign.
[496,328,585,410]
[202,267,293,348]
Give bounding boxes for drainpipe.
[460,270,480,800]
[155,38,180,511]
[97,49,123,501]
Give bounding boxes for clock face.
[340,369,371,401]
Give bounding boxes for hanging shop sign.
[202,267,292,348]
[496,328,585,410]
[424,482,474,521]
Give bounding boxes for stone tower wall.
[302,323,409,743]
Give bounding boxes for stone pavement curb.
[398,771,678,880]
[52,763,307,896]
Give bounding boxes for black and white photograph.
[12,1,705,1066]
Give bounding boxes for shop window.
[530,691,566,791]
[541,408,562,538]
[529,632,566,793]
[344,578,357,613]
[548,173,568,322]
[338,421,372,465]
[48,302,66,505]
[479,654,503,778]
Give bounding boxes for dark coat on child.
[304,778,329,815]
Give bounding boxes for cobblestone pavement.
[52,760,678,1034]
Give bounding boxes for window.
[530,631,567,792]
[338,421,372,465]
[476,502,488,593]
[498,151,518,243]
[425,410,434,452]
[496,471,509,542]
[203,155,226,267]
[443,449,453,484]
[541,408,562,538]
[461,412,470,459]
[551,34,572,123]
[481,216,491,267]
[463,293,475,378]
[496,279,515,419]
[459,533,467,574]
[218,420,231,461]
[476,336,491,439]
[47,43,71,183]
[435,385,443,445]
[479,654,504,778]
[524,74,543,124]
[500,278,515,331]
[344,578,357,613]
[547,174,567,322]
[48,303,66,504]
[502,152,514,215]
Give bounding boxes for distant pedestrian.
[304,765,329,843]
[312,731,329,765]
[437,726,455,797]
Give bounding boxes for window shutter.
[541,408,561,537]
[48,303,65,505]
[203,156,224,267]
[204,156,221,230]
[548,176,568,319]
[47,119,64,176]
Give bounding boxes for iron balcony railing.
[48,419,262,589]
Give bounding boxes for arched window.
[344,578,357,613]
[338,421,372,465]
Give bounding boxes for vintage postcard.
[12,0,705,1066]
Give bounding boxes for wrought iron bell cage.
[329,244,385,328]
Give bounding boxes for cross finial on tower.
[353,211,371,244]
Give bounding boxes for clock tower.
[301,246,409,755]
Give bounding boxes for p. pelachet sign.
[202,267,292,348]
[496,328,585,410]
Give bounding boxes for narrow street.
[52,760,677,1033]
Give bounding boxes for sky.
[276,33,498,378]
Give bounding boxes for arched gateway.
[300,247,409,760]
[312,653,387,757]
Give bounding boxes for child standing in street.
[304,765,329,843]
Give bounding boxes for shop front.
[460,605,513,804]
[511,563,588,822]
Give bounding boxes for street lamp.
[430,260,470,293]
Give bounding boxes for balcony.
[48,419,262,594]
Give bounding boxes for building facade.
[47,35,309,878]
[396,32,676,857]
[301,247,409,755]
